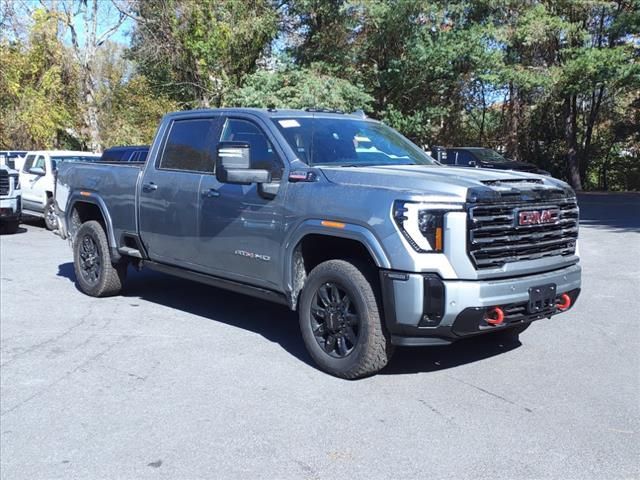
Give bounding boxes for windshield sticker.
[278,119,300,128]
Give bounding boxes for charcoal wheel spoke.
[310,281,361,359]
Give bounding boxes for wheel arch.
[284,220,391,310]
[67,193,119,260]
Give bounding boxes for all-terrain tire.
[299,259,394,379]
[73,220,126,297]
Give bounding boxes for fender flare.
[282,219,391,293]
[66,192,118,253]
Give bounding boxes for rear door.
[138,116,221,268]
[197,116,286,289]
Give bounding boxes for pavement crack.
[0,336,132,417]
[0,305,96,368]
[446,374,533,413]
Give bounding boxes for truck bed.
[55,161,143,242]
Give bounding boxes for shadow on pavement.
[578,192,640,232]
[57,262,523,376]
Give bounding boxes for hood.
[318,164,574,203]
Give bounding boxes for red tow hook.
[485,306,505,326]
[557,293,571,311]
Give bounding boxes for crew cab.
[55,108,581,378]
[20,150,99,230]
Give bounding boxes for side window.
[159,118,219,172]
[23,155,35,171]
[220,118,283,180]
[34,155,46,170]
[456,151,474,166]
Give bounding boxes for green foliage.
[226,66,373,112]
[0,9,78,149]
[129,0,278,107]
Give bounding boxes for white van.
[20,151,99,230]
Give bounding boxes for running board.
[144,260,289,307]
[118,246,143,258]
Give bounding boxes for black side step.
[144,261,289,307]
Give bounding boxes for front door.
[21,154,46,211]
[138,116,221,268]
[197,116,286,290]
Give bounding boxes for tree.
[0,8,79,149]
[129,0,279,108]
[227,65,373,111]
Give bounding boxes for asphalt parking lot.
[1,193,639,479]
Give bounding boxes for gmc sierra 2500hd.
[55,108,581,378]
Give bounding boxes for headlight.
[393,201,463,253]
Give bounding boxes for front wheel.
[73,220,126,297]
[298,259,393,379]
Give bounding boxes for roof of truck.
[165,107,370,121]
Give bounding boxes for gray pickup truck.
[55,108,581,378]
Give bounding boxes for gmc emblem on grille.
[517,208,559,226]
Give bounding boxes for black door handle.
[142,182,158,192]
[201,188,220,198]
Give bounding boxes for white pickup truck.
[0,164,22,234]
[20,150,99,230]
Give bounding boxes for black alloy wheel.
[78,233,102,285]
[310,282,360,358]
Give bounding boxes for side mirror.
[29,167,45,176]
[215,141,271,185]
[468,161,477,167]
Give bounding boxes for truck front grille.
[468,199,578,269]
[0,171,9,195]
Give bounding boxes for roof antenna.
[352,109,366,119]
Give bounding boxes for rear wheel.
[73,220,126,297]
[44,197,57,231]
[299,259,393,379]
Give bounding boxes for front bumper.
[380,264,581,346]
[0,196,22,221]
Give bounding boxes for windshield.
[272,117,436,167]
[473,149,509,163]
[51,155,100,170]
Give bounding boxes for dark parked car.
[100,146,149,163]
[437,147,550,175]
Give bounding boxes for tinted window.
[160,118,219,172]
[456,151,476,166]
[220,118,282,180]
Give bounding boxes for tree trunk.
[505,81,520,160]
[564,95,582,190]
